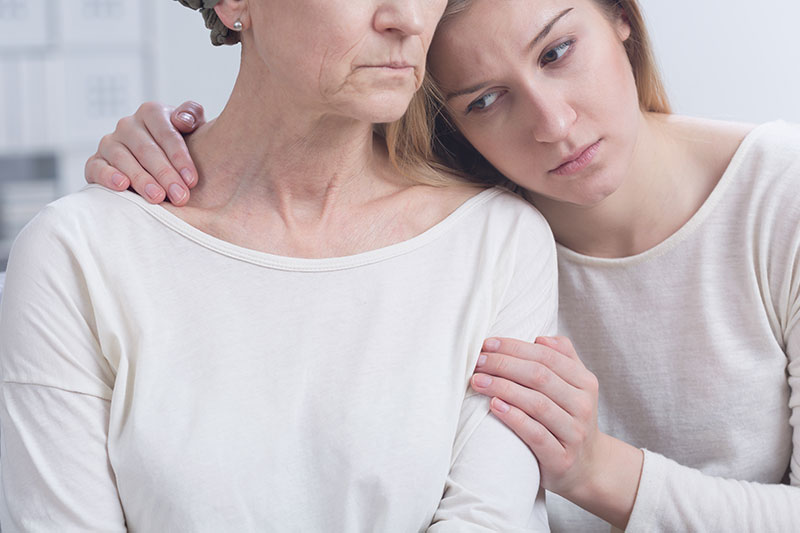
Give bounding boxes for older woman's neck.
[184,64,400,221]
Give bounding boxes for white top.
[548,121,800,532]
[0,186,557,532]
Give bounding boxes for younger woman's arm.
[471,337,643,530]
[85,101,205,205]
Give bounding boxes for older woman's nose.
[373,0,426,36]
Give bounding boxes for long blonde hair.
[384,0,671,188]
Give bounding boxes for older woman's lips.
[550,140,602,176]
[359,62,414,71]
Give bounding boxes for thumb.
[171,100,206,133]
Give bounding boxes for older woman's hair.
[414,0,673,189]
[175,0,240,46]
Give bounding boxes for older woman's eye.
[467,91,502,114]
[541,40,574,66]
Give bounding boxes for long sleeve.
[624,131,800,531]
[625,264,800,531]
[0,208,126,531]
[429,207,558,532]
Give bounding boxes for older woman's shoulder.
[10,186,152,258]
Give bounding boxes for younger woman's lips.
[550,140,602,176]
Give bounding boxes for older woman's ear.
[214,0,250,34]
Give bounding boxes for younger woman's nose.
[523,85,577,144]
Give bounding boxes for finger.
[97,137,167,203]
[85,155,130,190]
[140,113,197,194]
[489,397,567,466]
[535,335,580,362]
[472,374,579,444]
[171,100,206,134]
[478,340,588,390]
[474,353,583,412]
[483,336,539,358]
[111,116,189,205]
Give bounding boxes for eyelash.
[465,39,576,115]
[540,39,575,66]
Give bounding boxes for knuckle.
[494,354,512,375]
[106,142,131,163]
[116,115,135,132]
[98,134,115,151]
[153,166,178,184]
[538,348,555,367]
[128,170,151,186]
[139,101,161,115]
[532,393,549,414]
[169,149,187,163]
[525,424,548,447]
[531,364,550,387]
[585,372,600,394]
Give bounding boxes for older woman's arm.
[429,206,558,531]
[0,208,126,530]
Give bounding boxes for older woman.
[0,0,558,530]
[88,0,800,531]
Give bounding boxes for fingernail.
[492,397,510,414]
[484,338,500,352]
[111,173,128,188]
[169,183,187,203]
[145,184,163,201]
[178,112,195,126]
[180,168,195,186]
[476,354,487,367]
[473,374,492,388]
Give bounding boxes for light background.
[0,0,799,267]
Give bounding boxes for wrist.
[561,433,644,530]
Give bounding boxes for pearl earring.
[233,20,243,31]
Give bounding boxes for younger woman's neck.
[533,113,710,258]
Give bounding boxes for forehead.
[431,0,568,86]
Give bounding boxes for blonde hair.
[385,0,672,188]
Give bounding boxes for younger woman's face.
[429,0,642,206]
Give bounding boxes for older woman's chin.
[337,91,418,125]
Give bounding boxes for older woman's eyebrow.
[445,7,575,101]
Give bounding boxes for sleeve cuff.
[625,449,669,532]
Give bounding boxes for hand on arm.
[471,336,643,530]
[84,100,205,205]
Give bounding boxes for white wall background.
[639,0,800,123]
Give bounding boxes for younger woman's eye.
[467,91,501,114]
[541,40,574,66]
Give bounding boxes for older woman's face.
[245,0,447,124]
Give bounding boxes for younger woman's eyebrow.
[445,7,575,101]
[528,8,574,52]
